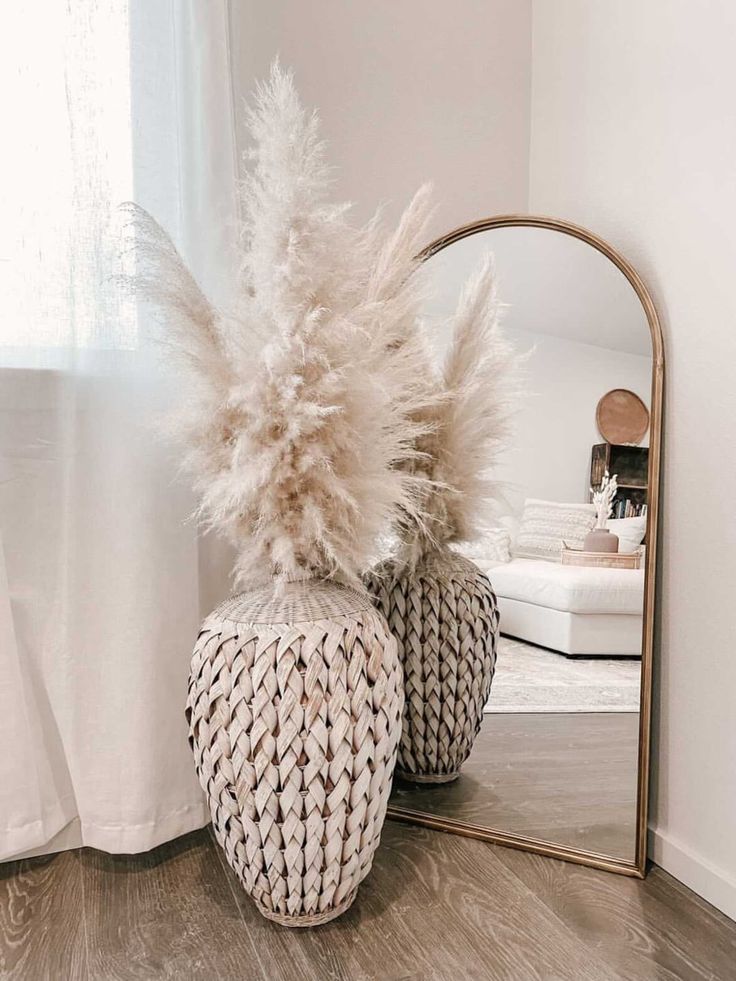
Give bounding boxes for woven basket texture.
[186,579,403,927]
[365,549,499,782]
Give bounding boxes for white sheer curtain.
[0,1,237,858]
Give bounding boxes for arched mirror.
[387,216,664,877]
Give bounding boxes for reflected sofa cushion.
[488,558,644,615]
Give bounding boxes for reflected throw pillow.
[459,527,512,565]
[608,516,646,553]
[513,498,596,562]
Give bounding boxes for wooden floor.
[2,823,735,980]
[392,712,639,859]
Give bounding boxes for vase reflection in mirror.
[386,216,663,880]
[366,252,525,785]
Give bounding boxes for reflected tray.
[561,548,641,570]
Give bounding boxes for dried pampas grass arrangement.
[126,63,439,925]
[124,72,435,592]
[366,254,525,783]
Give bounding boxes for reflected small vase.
[583,528,619,553]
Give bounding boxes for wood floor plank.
[4,821,736,980]
[212,820,622,981]
[0,851,87,981]
[493,845,736,981]
[80,828,266,981]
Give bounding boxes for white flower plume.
[592,470,618,528]
[123,63,438,590]
[396,254,526,569]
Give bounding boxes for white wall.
[530,0,736,919]
[229,0,532,236]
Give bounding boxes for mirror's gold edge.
[389,213,665,880]
[388,806,645,878]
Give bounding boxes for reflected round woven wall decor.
[596,388,650,444]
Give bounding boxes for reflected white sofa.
[477,557,644,657]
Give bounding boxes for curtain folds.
[1,0,237,859]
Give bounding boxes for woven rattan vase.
[365,548,499,784]
[186,578,403,927]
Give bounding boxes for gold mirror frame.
[386,214,664,879]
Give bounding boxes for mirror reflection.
[391,224,652,861]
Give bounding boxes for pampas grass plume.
[396,254,526,569]
[124,62,439,590]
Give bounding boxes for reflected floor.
[390,712,639,860]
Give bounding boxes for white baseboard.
[649,826,736,922]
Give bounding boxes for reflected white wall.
[421,227,653,511]
[499,330,651,509]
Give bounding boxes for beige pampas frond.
[396,254,525,569]
[125,62,438,590]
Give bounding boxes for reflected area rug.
[486,635,641,713]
